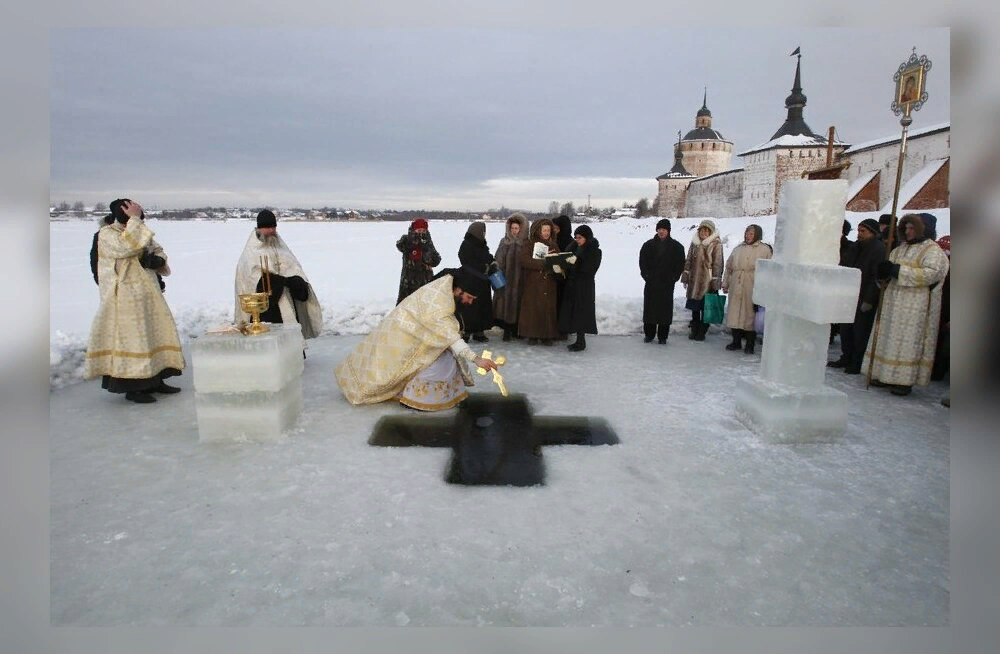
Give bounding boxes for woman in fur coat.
[681,219,725,341]
[492,213,529,341]
[395,218,442,304]
[722,224,771,354]
[517,218,560,344]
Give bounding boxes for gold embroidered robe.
[335,275,473,405]
[84,219,185,380]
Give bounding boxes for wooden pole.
[865,110,912,388]
[826,126,835,166]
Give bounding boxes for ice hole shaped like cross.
[368,394,620,486]
[734,180,860,442]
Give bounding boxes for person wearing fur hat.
[862,213,949,395]
[395,218,442,304]
[721,224,771,354]
[831,218,886,373]
[335,267,498,411]
[235,209,324,344]
[638,218,686,344]
[84,199,184,403]
[457,221,497,342]
[492,213,529,341]
[559,225,602,351]
[517,218,560,344]
[681,219,725,341]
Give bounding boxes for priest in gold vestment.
[84,199,185,403]
[335,269,498,411]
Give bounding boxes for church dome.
[683,126,726,141]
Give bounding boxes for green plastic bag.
[702,292,726,324]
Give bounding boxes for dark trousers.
[644,323,670,341]
[843,307,877,371]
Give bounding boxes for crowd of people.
[83,200,950,412]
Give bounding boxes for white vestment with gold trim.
[862,239,949,386]
[84,219,186,380]
[335,275,476,409]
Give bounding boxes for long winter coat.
[517,219,560,339]
[457,229,495,333]
[862,217,949,387]
[639,234,686,325]
[558,237,602,335]
[722,230,772,331]
[681,223,724,303]
[396,227,442,304]
[851,237,887,312]
[492,214,529,326]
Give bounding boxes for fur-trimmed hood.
[690,219,720,246]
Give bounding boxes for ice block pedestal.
[734,180,860,443]
[191,323,305,443]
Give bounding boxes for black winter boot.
[125,391,156,403]
[693,323,708,341]
[726,329,743,351]
[743,336,755,354]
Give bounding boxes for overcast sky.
[50,28,949,211]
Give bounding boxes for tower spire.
[769,47,820,140]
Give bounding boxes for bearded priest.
[84,199,185,403]
[234,210,324,347]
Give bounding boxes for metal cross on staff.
[476,350,508,396]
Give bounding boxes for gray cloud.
[50,28,950,209]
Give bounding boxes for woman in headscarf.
[681,219,724,341]
[517,218,560,344]
[395,218,442,304]
[551,214,574,339]
[721,224,771,354]
[492,213,529,342]
[457,221,496,342]
[559,225,602,352]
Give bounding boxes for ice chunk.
[195,378,303,443]
[759,312,830,389]
[191,323,304,393]
[754,260,860,325]
[773,180,848,265]
[734,376,848,443]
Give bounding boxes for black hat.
[656,218,671,231]
[858,218,880,236]
[878,213,893,226]
[256,209,277,228]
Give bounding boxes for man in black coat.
[839,218,886,374]
[559,225,602,351]
[639,218,686,344]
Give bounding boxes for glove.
[860,302,873,312]
[285,275,310,302]
[877,261,899,279]
[140,250,166,270]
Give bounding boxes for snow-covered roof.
[739,133,848,157]
[846,169,880,201]
[843,122,949,156]
[880,157,949,213]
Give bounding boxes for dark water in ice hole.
[368,394,620,486]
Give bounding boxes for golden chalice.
[239,292,271,334]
